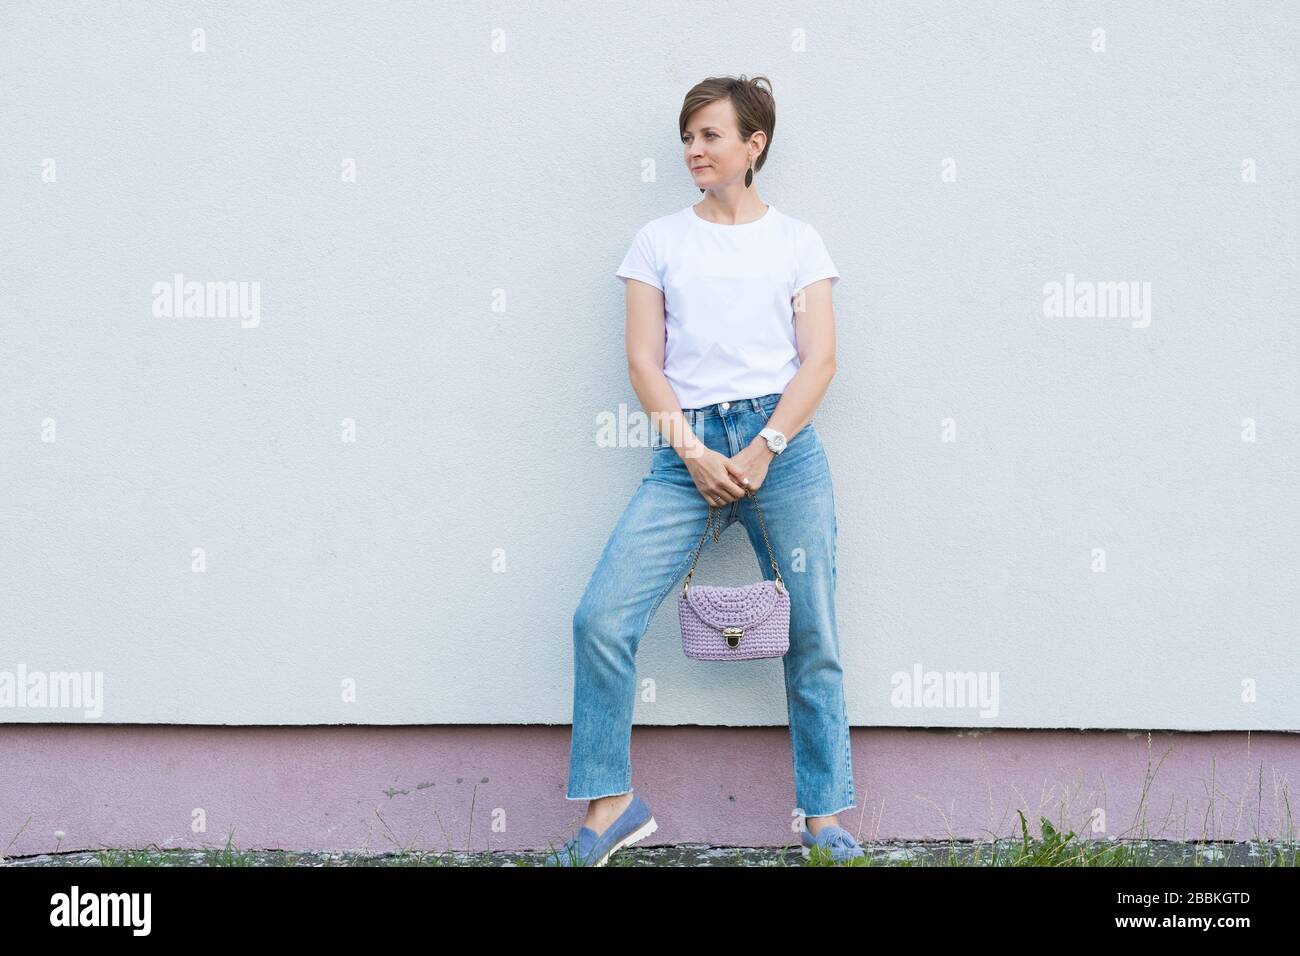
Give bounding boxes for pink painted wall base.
[2,726,1296,858]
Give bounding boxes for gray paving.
[3,840,1295,867]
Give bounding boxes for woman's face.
[682,98,762,189]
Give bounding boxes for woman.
[546,75,861,865]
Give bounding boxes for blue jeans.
[565,392,856,818]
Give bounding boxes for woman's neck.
[693,193,768,225]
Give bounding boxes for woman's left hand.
[724,437,775,494]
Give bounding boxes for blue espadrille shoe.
[801,824,865,863]
[543,793,658,867]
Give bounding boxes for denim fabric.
[565,391,856,818]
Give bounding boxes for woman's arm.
[624,278,701,459]
[754,278,837,451]
[624,278,747,503]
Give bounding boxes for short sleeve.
[615,226,664,291]
[793,223,840,293]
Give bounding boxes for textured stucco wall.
[4,726,1298,857]
[2,2,1298,737]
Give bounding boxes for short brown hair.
[679,75,776,173]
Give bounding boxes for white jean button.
[720,402,730,410]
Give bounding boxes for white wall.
[2,2,1296,730]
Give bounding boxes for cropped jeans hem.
[799,800,858,819]
[566,785,634,801]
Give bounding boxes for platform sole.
[593,815,658,867]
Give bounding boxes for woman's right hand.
[683,448,750,508]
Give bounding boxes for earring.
[744,163,754,188]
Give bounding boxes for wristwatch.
[758,427,787,455]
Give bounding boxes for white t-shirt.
[615,203,840,409]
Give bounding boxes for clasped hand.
[682,438,773,508]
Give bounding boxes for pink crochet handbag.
[678,487,790,661]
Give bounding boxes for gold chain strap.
[681,487,785,597]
